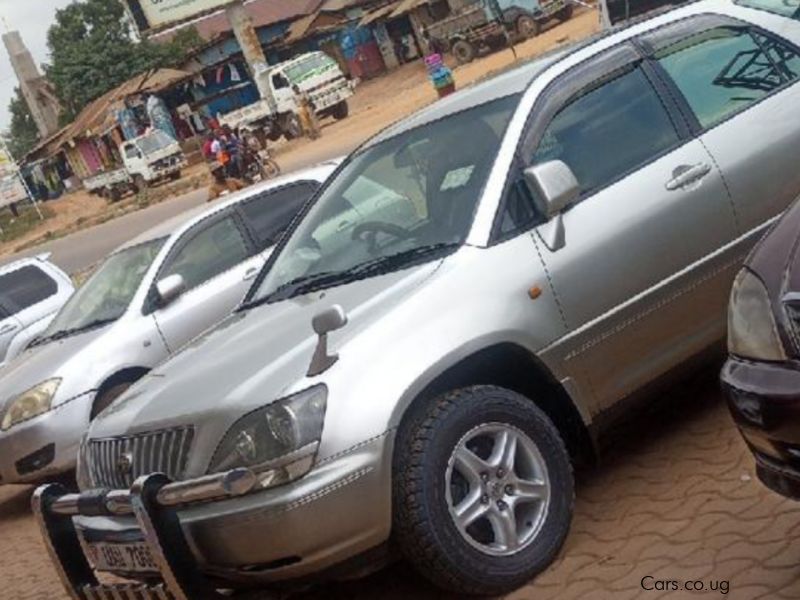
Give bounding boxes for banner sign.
[125,0,237,32]
[0,176,27,209]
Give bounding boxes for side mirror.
[156,274,186,307]
[523,160,580,220]
[312,305,348,336]
[308,305,348,377]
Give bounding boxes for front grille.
[87,427,194,489]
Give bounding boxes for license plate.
[86,541,159,574]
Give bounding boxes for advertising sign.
[0,176,27,209]
[125,0,237,32]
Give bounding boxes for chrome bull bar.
[33,469,258,600]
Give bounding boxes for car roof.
[370,0,740,144]
[117,159,341,252]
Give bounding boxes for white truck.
[85,130,187,202]
[219,51,354,143]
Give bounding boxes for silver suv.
[0,164,336,485]
[0,254,74,369]
[36,1,800,596]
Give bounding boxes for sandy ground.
[0,8,599,260]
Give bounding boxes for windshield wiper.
[241,242,459,310]
[31,318,117,347]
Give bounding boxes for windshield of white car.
[734,0,800,18]
[38,238,166,343]
[247,94,521,306]
[137,131,175,155]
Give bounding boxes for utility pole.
[225,1,277,113]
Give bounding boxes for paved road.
[3,367,800,599]
[5,189,209,274]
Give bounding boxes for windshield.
[250,95,520,304]
[735,0,800,18]
[44,238,165,339]
[137,131,175,155]
[284,53,336,83]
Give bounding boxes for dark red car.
[722,198,800,499]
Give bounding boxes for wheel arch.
[393,343,596,466]
[93,366,151,410]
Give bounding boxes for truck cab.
[121,130,186,187]
[219,52,354,143]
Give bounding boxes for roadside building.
[359,0,454,69]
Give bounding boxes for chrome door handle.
[665,163,712,191]
[243,267,259,281]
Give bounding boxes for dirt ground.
[0,8,599,260]
[3,368,800,599]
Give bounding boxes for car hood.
[90,261,442,442]
[0,326,110,409]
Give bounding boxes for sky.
[0,0,74,132]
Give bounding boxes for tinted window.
[161,217,249,290]
[531,67,680,196]
[240,182,318,249]
[0,265,58,315]
[498,179,539,236]
[753,31,800,80]
[735,0,800,19]
[605,0,688,26]
[656,27,798,129]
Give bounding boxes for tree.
[5,87,40,159]
[45,0,202,122]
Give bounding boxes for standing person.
[293,85,321,140]
[394,37,407,65]
[202,132,217,161]
[221,125,245,178]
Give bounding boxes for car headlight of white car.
[1,378,61,431]
[728,268,787,361]
[208,385,327,489]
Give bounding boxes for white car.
[0,254,74,369]
[0,162,338,485]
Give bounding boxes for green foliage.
[5,87,40,159]
[45,0,202,123]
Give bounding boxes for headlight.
[1,378,61,431]
[728,269,786,361]
[208,385,327,489]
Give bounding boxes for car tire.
[393,385,574,596]
[91,382,134,420]
[556,3,574,21]
[452,39,477,64]
[282,114,303,141]
[263,158,281,179]
[517,15,541,39]
[332,100,349,120]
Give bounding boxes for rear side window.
[0,265,58,315]
[531,66,680,196]
[239,182,319,249]
[655,27,800,129]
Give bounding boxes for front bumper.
[722,357,800,499]
[0,393,91,484]
[34,431,393,599]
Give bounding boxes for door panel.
[152,254,265,353]
[700,85,800,233]
[652,24,800,233]
[152,213,262,352]
[538,140,737,412]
